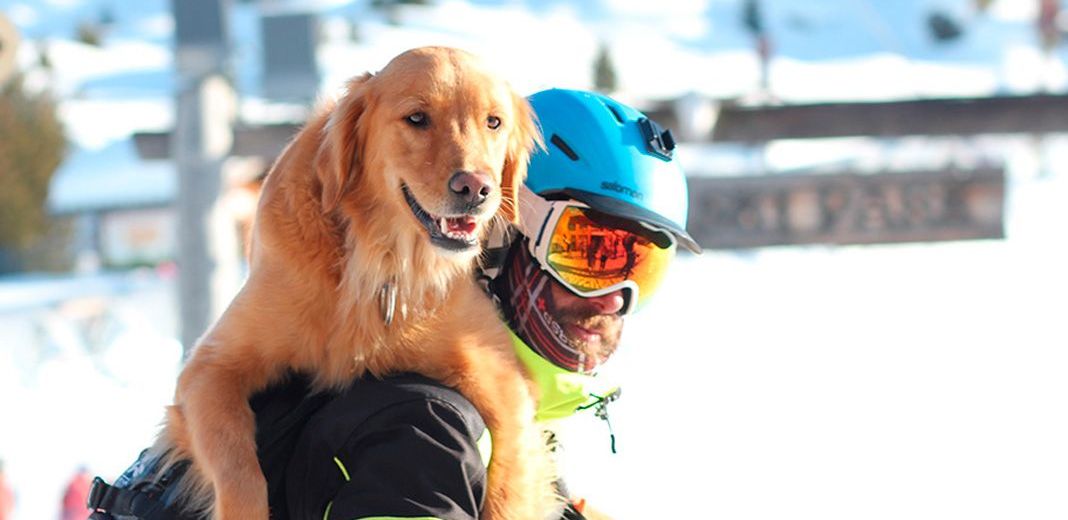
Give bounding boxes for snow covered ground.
[0,271,181,519]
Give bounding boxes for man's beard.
[547,291,623,368]
[493,241,623,373]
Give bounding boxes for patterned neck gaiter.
[492,241,599,374]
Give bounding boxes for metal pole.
[172,0,234,356]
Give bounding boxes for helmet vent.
[603,102,625,124]
[549,134,580,161]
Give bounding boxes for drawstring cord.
[578,388,622,454]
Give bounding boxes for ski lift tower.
[171,0,238,356]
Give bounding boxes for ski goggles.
[519,188,677,315]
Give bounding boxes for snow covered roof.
[48,139,174,214]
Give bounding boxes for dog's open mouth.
[402,184,480,251]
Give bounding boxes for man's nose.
[585,289,626,315]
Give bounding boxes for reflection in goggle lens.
[545,206,675,308]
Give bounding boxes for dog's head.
[316,47,541,257]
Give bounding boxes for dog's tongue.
[442,216,477,235]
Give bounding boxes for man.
[87,89,699,520]
[271,88,700,520]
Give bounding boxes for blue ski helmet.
[525,89,701,253]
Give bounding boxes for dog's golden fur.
[153,47,556,519]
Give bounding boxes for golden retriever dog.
[153,46,557,519]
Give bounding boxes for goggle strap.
[533,206,555,250]
[519,186,556,247]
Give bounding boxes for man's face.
[545,277,625,368]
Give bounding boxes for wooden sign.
[687,168,1005,249]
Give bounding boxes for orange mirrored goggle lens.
[544,206,676,308]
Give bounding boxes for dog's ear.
[500,91,543,224]
[316,72,374,212]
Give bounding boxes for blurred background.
[0,0,1066,518]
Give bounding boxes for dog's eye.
[487,115,501,130]
[406,112,429,127]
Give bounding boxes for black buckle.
[87,476,110,511]
[637,117,676,160]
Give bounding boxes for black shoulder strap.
[87,458,193,520]
[87,476,161,519]
[86,445,196,519]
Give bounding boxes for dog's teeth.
[438,216,477,242]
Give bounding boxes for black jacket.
[263,373,488,519]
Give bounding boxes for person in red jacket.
[61,466,92,520]
[0,460,14,520]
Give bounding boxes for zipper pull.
[592,388,621,454]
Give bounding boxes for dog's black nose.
[449,171,493,206]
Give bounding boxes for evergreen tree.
[0,75,67,271]
[38,41,52,70]
[76,21,103,47]
[593,43,617,94]
[742,0,764,34]
[927,11,963,43]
